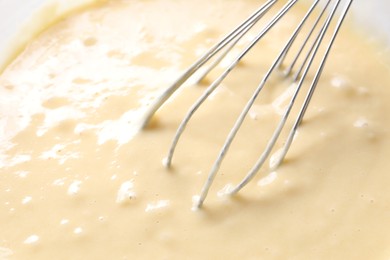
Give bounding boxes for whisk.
[141,0,353,208]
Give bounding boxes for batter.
[1,0,390,259]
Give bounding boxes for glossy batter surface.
[1,0,390,259]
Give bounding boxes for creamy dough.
[1,0,390,259]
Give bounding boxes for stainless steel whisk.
[141,0,353,208]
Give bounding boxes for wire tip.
[192,195,203,210]
[162,157,171,168]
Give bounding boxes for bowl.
[0,0,389,259]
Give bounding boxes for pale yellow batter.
[1,0,390,259]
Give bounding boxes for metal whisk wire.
[141,0,353,208]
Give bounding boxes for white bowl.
[0,0,99,72]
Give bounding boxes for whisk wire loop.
[229,0,354,196]
[164,0,300,169]
[275,0,354,171]
[197,0,324,207]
